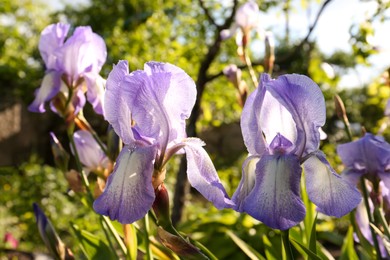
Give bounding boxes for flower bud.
[334,94,349,123]
[33,203,74,259]
[152,183,171,228]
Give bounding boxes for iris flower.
[29,23,107,115]
[93,61,233,223]
[338,133,390,189]
[232,74,361,230]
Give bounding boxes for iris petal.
[38,23,70,70]
[85,74,105,115]
[28,71,62,113]
[104,61,135,144]
[240,74,269,155]
[182,138,235,209]
[304,151,361,217]
[232,155,259,212]
[266,74,326,156]
[73,130,107,170]
[243,154,305,230]
[144,62,196,146]
[93,144,157,224]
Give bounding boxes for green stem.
[342,117,353,142]
[243,46,259,88]
[67,126,127,257]
[281,229,294,260]
[360,177,382,259]
[144,213,153,260]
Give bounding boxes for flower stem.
[281,229,294,260]
[360,177,382,259]
[144,213,153,260]
[243,46,259,88]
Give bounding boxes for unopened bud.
[152,183,171,228]
[33,203,74,260]
[334,94,349,123]
[50,132,69,173]
[156,227,206,259]
[65,170,85,193]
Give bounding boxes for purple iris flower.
[232,74,361,230]
[28,23,107,115]
[338,133,390,188]
[93,60,234,224]
[72,130,109,172]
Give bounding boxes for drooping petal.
[265,74,326,156]
[243,154,305,230]
[72,130,107,170]
[304,151,361,217]
[240,74,270,155]
[93,144,157,224]
[144,62,196,145]
[28,71,62,113]
[104,61,135,144]
[182,138,235,209]
[38,23,70,70]
[85,74,105,115]
[232,155,259,212]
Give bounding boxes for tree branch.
[172,0,238,225]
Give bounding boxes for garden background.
[1,0,390,259]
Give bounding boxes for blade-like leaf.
[71,224,116,259]
[339,226,359,260]
[309,214,318,255]
[290,239,322,260]
[225,229,266,260]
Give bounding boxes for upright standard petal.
[265,74,326,156]
[240,74,270,155]
[28,71,62,113]
[243,154,306,230]
[38,23,70,70]
[304,151,361,217]
[145,62,196,144]
[182,138,234,209]
[104,61,135,144]
[93,144,157,224]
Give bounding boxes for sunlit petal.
[104,61,135,144]
[243,154,305,230]
[28,71,62,113]
[266,74,326,156]
[183,138,235,209]
[304,151,361,217]
[232,155,259,212]
[93,144,157,224]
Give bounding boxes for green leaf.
[71,224,116,260]
[225,229,266,260]
[339,226,359,260]
[309,214,318,255]
[290,239,322,260]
